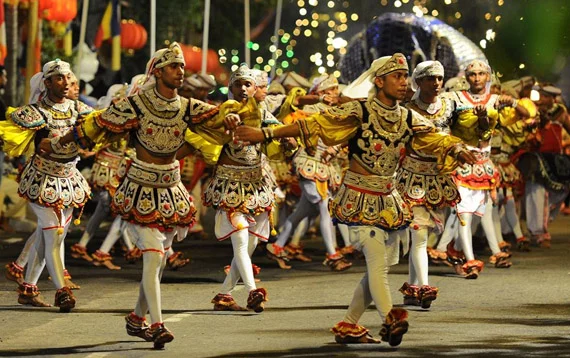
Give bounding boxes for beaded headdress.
[464,59,491,75]
[375,53,408,77]
[252,69,269,87]
[229,63,256,86]
[29,59,72,104]
[342,53,409,99]
[43,59,72,78]
[411,61,444,92]
[150,42,185,71]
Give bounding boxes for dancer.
[442,60,523,278]
[44,43,229,348]
[489,79,538,252]
[235,53,476,345]
[0,59,93,311]
[519,84,570,248]
[203,64,296,313]
[396,61,459,308]
[266,73,350,271]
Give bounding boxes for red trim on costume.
[248,230,269,242]
[141,248,165,255]
[150,322,164,329]
[42,225,63,231]
[461,91,491,106]
[216,229,241,241]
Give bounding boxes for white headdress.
[410,61,444,92]
[465,59,491,75]
[252,69,269,87]
[139,42,185,93]
[229,63,255,87]
[29,59,72,104]
[342,53,408,99]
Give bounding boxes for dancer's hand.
[234,125,264,145]
[224,113,242,133]
[474,105,489,130]
[38,138,53,157]
[457,150,478,165]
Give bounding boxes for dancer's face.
[416,75,443,98]
[231,79,256,102]
[156,63,185,90]
[376,70,409,101]
[467,70,489,94]
[45,73,71,101]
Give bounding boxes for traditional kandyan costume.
[53,43,225,348]
[489,94,537,252]
[70,84,142,267]
[441,60,518,277]
[204,64,291,313]
[396,61,459,308]
[263,74,308,236]
[266,74,351,271]
[0,60,93,312]
[290,54,469,345]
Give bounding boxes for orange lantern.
[136,24,148,50]
[121,20,147,50]
[38,0,55,13]
[43,0,77,23]
[179,44,202,72]
[180,45,220,73]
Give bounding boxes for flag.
[99,0,121,70]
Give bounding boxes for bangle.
[319,95,325,103]
[512,99,518,108]
[261,127,274,142]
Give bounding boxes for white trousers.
[525,181,568,236]
[216,210,269,294]
[343,226,404,323]
[24,203,73,289]
[127,224,185,325]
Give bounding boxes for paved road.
[0,213,569,357]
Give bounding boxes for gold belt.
[401,156,439,175]
[343,170,395,194]
[214,164,263,182]
[126,158,180,188]
[32,155,76,177]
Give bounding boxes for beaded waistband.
[343,170,394,194]
[214,164,263,182]
[95,149,123,169]
[126,157,180,188]
[31,155,77,177]
[401,155,439,175]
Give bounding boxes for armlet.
[10,105,46,130]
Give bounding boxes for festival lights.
[255,0,514,80]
